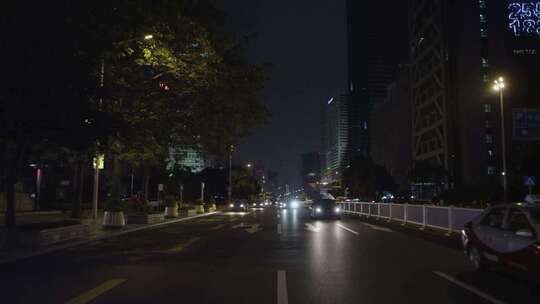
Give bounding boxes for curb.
[0,211,220,266]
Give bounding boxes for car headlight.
[229,204,234,208]
[316,207,322,213]
[291,201,299,209]
[284,203,287,207]
[240,204,245,208]
[335,207,341,213]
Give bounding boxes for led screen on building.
[508,1,540,37]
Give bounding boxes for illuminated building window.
[486,134,493,144]
[488,150,493,157]
[487,166,495,175]
[480,28,488,38]
[479,0,487,9]
[479,14,487,23]
[485,104,492,113]
[485,120,491,128]
[483,74,489,82]
[481,58,489,68]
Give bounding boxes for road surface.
[1,208,538,303]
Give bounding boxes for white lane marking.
[167,237,201,253]
[363,222,393,233]
[211,223,226,231]
[277,224,282,235]
[337,224,359,235]
[433,271,507,304]
[65,278,126,304]
[246,224,261,234]
[304,223,320,232]
[277,270,288,304]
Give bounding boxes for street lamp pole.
[228,145,234,204]
[493,77,508,204]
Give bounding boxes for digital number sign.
[508,1,540,37]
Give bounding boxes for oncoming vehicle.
[462,203,540,276]
[309,199,342,219]
[228,201,248,212]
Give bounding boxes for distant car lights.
[290,200,300,209]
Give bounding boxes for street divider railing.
[339,201,484,234]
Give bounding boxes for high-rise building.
[409,0,540,191]
[301,152,321,198]
[324,95,349,181]
[346,0,409,160]
[166,146,215,173]
[372,65,412,191]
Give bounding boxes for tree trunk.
[72,159,85,219]
[4,139,29,228]
[111,154,121,200]
[143,166,150,202]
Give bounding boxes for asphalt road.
[1,208,539,304]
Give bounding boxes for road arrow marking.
[304,223,320,233]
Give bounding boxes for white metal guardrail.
[339,201,483,234]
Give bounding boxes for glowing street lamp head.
[493,77,506,92]
[144,34,154,40]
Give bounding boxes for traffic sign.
[524,176,536,186]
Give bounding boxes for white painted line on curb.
[277,270,288,304]
[337,224,359,235]
[65,278,126,304]
[277,224,282,235]
[433,271,506,304]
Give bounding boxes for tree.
[342,157,396,200]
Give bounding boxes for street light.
[144,34,154,40]
[493,77,508,204]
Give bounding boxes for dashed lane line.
[433,271,506,304]
[277,270,288,304]
[337,223,359,235]
[64,278,126,304]
[167,237,201,253]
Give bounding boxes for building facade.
[372,66,412,191]
[346,0,409,160]
[409,0,540,192]
[324,95,349,182]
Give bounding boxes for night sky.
[219,0,347,187]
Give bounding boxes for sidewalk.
[0,211,218,265]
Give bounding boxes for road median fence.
[339,201,483,234]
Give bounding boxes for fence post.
[389,204,393,222]
[368,203,371,218]
[447,206,453,235]
[403,204,408,226]
[421,205,427,230]
[377,203,381,220]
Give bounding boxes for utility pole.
[228,144,234,204]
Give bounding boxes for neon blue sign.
[508,1,540,37]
